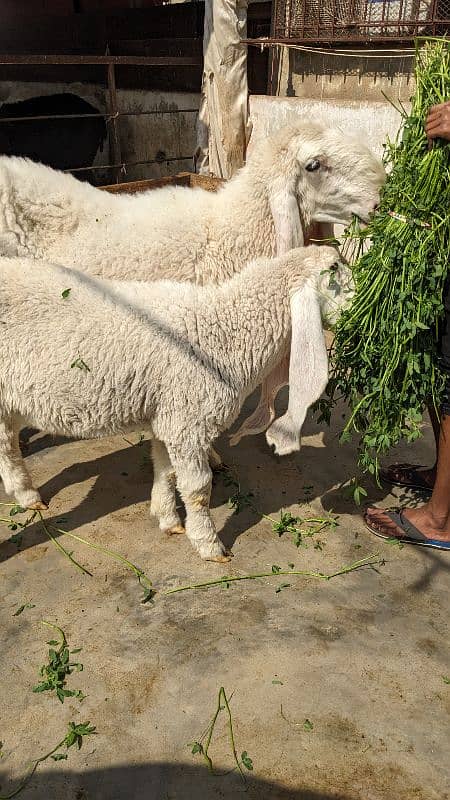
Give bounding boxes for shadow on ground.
[0,762,358,800]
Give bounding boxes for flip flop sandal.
[364,508,450,551]
[379,463,433,494]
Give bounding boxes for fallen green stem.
[37,514,91,576]
[0,506,153,602]
[220,687,246,781]
[46,520,154,601]
[166,554,380,595]
[40,620,66,645]
[189,687,250,781]
[0,722,96,799]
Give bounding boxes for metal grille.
[272,0,450,41]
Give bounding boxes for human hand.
[425,100,450,141]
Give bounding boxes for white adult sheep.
[0,121,384,448]
[0,245,348,562]
[0,121,384,277]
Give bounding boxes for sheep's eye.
[305,159,321,172]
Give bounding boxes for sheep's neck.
[210,172,277,274]
[198,267,291,395]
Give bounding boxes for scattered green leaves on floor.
[0,503,154,605]
[0,504,35,539]
[0,722,96,800]
[13,603,35,617]
[341,479,368,506]
[442,675,450,684]
[33,621,85,704]
[221,467,338,550]
[240,751,253,771]
[301,484,314,502]
[122,433,146,448]
[223,470,254,514]
[70,357,91,372]
[61,288,71,299]
[385,537,405,550]
[272,511,299,537]
[270,508,339,549]
[275,582,291,594]
[189,687,252,781]
[280,704,314,733]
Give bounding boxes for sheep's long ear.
[229,347,290,446]
[269,179,304,255]
[265,283,328,456]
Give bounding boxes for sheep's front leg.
[0,416,47,509]
[169,449,232,563]
[150,439,184,535]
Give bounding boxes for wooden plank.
[0,54,201,66]
[101,172,224,194]
[101,174,192,193]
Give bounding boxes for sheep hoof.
[205,550,234,563]
[164,524,185,536]
[27,500,48,511]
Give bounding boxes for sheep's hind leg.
[150,439,184,535]
[0,415,47,509]
[169,449,232,562]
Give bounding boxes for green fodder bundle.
[326,39,450,480]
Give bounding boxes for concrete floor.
[0,394,449,800]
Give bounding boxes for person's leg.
[366,358,450,545]
[365,282,450,547]
[400,405,450,540]
[380,279,450,492]
[366,412,450,543]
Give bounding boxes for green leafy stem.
[189,687,253,781]
[166,554,380,595]
[0,503,154,604]
[0,722,96,799]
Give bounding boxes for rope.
[245,39,416,58]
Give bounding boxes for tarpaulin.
[196,0,251,179]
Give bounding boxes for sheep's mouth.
[352,212,370,228]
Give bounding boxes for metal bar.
[242,29,450,43]
[0,54,201,66]
[267,0,279,94]
[0,109,199,124]
[106,62,122,184]
[65,156,194,174]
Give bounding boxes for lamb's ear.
[269,178,304,255]
[229,348,290,446]
[265,283,328,456]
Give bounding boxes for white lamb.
[0,121,384,449]
[0,245,348,562]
